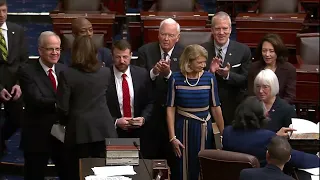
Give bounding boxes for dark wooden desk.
[79,158,170,180]
[235,13,306,48]
[216,0,257,21]
[50,13,115,47]
[300,0,319,31]
[140,11,208,43]
[294,64,319,122]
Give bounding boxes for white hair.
[211,11,232,28]
[159,18,180,33]
[38,31,60,47]
[254,69,279,97]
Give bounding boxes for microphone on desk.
[133,141,153,180]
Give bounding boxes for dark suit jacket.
[201,39,252,124]
[107,65,153,138]
[135,42,184,108]
[0,22,28,92]
[240,164,294,180]
[18,61,67,152]
[222,126,320,169]
[59,47,112,67]
[267,96,296,132]
[248,61,296,103]
[135,42,184,140]
[56,66,117,146]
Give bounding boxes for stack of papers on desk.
[85,175,131,180]
[85,166,136,180]
[299,167,319,180]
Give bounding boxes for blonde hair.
[179,44,208,74]
[254,69,280,97]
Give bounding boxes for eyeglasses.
[256,85,270,90]
[159,33,177,39]
[41,47,62,52]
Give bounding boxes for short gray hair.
[159,18,180,33]
[211,11,232,28]
[38,31,60,47]
[254,69,279,97]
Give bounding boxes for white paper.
[299,167,320,176]
[232,63,241,68]
[92,166,136,177]
[50,124,65,142]
[290,118,320,134]
[311,175,319,180]
[85,175,132,180]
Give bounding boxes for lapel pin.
[229,53,232,56]
[272,109,275,112]
[173,58,177,62]
[12,32,15,34]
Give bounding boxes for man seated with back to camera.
[59,17,112,67]
[240,136,295,180]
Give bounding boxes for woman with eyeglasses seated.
[248,33,296,104]
[167,44,224,180]
[222,96,319,169]
[253,69,296,133]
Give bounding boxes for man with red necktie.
[107,39,154,158]
[18,31,67,180]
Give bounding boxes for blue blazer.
[267,96,296,132]
[240,164,294,180]
[59,47,113,67]
[222,126,320,169]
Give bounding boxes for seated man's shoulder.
[138,42,158,51]
[98,47,111,54]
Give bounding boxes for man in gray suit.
[202,11,252,125]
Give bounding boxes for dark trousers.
[148,105,177,180]
[23,136,67,180]
[65,141,105,180]
[1,98,24,150]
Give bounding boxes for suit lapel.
[223,40,235,67]
[36,61,56,95]
[130,66,138,116]
[110,67,121,116]
[7,23,14,63]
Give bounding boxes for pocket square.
[232,63,241,68]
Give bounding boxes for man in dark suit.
[202,11,252,125]
[0,0,28,155]
[135,18,184,177]
[59,17,112,67]
[107,39,153,157]
[18,31,66,180]
[239,136,294,180]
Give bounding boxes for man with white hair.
[135,18,184,174]
[18,31,67,180]
[202,11,252,126]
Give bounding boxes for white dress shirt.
[0,22,9,53]
[113,66,134,117]
[149,46,174,80]
[39,58,58,86]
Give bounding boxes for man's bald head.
[71,17,93,37]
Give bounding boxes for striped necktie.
[217,48,223,60]
[0,29,8,61]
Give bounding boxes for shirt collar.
[159,45,175,58]
[1,22,8,31]
[113,65,131,80]
[214,39,230,52]
[39,58,56,74]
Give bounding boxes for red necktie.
[122,74,131,117]
[48,69,57,92]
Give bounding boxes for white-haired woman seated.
[253,69,296,133]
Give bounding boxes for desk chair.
[198,150,260,180]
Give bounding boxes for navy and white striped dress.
[167,71,221,180]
